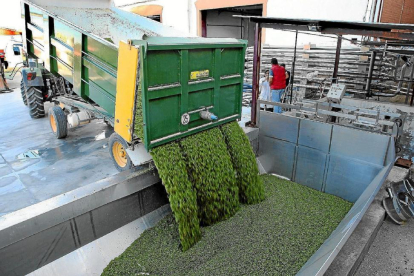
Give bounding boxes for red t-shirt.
[270,64,286,90]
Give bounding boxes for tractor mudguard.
[22,67,44,87]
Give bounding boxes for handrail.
[5,63,24,80]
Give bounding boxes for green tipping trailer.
[20,0,247,170]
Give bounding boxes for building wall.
[266,0,369,46]
[116,0,195,34]
[0,0,21,31]
[116,0,369,46]
[380,0,414,24]
[0,0,23,71]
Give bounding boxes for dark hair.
[271,58,278,65]
[280,63,286,68]
[264,69,270,73]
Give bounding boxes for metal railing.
[256,98,403,137]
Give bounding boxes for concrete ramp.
[0,167,169,276]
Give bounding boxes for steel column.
[289,30,298,104]
[405,56,414,104]
[411,85,414,106]
[332,35,342,83]
[201,11,207,37]
[251,22,262,126]
[330,35,343,122]
[366,51,377,97]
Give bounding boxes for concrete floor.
[355,217,414,276]
[0,76,118,217]
[349,167,413,276]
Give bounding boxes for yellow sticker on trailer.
[190,70,209,80]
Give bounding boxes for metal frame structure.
[362,40,414,105]
[257,99,404,138]
[237,16,414,125]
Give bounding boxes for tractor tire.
[49,106,68,139]
[20,79,28,106]
[109,133,134,172]
[27,86,45,118]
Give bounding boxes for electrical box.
[327,84,346,104]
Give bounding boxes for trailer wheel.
[27,87,45,118]
[109,133,133,171]
[20,79,28,106]
[49,106,68,139]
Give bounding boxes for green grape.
[221,122,265,204]
[102,175,353,276]
[151,142,201,251]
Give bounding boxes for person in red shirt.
[268,58,286,113]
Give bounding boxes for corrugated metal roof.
[235,15,414,41]
[235,15,414,31]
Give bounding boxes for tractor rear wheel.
[49,106,68,139]
[27,86,45,118]
[20,79,27,106]
[109,133,133,171]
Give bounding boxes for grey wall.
[257,111,391,203]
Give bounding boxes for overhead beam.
[259,23,309,32]
[235,16,414,42]
[236,15,414,32]
[255,23,414,41]
[363,41,414,46]
[322,28,414,40]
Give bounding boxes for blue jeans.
[271,89,285,113]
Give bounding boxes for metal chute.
[26,0,192,47]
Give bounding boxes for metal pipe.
[290,30,298,104]
[370,0,378,22]
[372,61,409,97]
[393,56,399,79]
[330,35,343,123]
[332,35,342,83]
[251,22,262,126]
[405,56,414,104]
[377,0,384,22]
[366,51,377,97]
[393,62,407,93]
[411,84,414,106]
